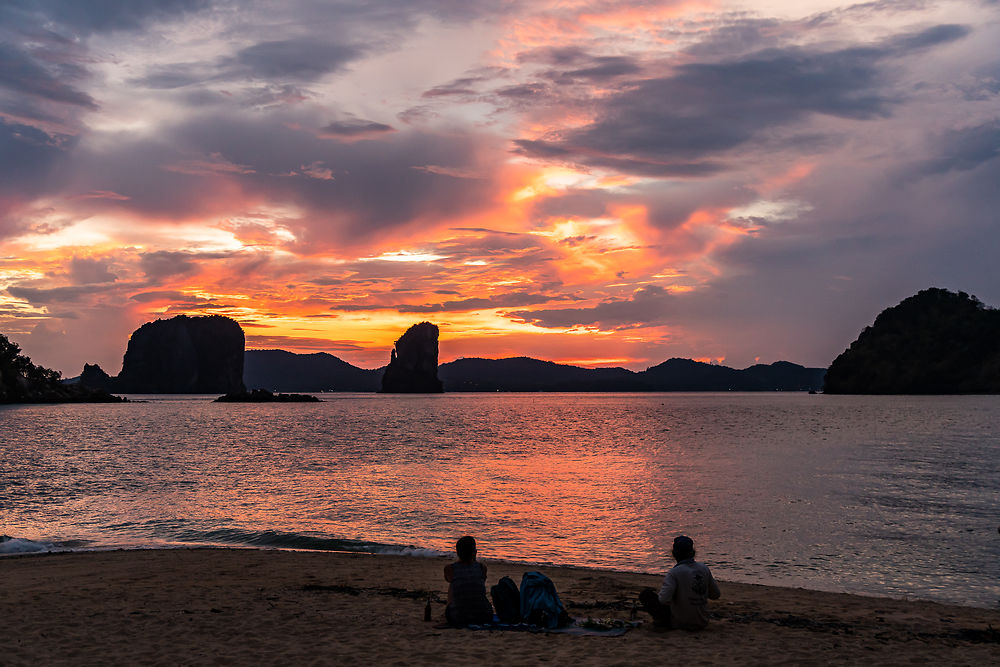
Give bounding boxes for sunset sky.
[1,0,998,375]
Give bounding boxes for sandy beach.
[2,549,998,666]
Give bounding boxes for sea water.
[1,393,998,608]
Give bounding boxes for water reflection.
[1,393,998,607]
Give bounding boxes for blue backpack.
[519,571,570,628]
[490,576,522,624]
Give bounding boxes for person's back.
[658,557,720,630]
[640,535,721,630]
[444,536,494,625]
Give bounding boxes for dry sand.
[2,549,998,665]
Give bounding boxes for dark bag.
[519,571,571,629]
[490,576,522,624]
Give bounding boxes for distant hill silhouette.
[437,357,637,391]
[242,349,825,392]
[824,288,1000,394]
[440,357,825,391]
[641,358,824,391]
[81,315,245,394]
[244,349,381,391]
[0,333,124,403]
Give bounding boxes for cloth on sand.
[452,617,641,637]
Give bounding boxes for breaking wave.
[167,527,447,557]
[0,536,55,554]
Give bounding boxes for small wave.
[0,536,54,554]
[387,546,448,557]
[169,527,448,557]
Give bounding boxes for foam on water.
[166,527,449,557]
[0,536,54,554]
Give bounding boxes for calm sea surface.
[2,393,998,608]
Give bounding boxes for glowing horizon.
[1,1,998,375]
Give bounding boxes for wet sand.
[3,549,998,665]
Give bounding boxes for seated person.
[443,536,494,626]
[639,535,721,630]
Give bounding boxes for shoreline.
[4,541,997,612]
[4,548,998,665]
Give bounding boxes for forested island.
[824,288,1000,393]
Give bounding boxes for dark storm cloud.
[138,251,199,281]
[530,190,610,219]
[516,46,589,66]
[681,18,785,59]
[326,290,572,314]
[0,43,96,109]
[136,251,236,284]
[132,40,362,90]
[889,23,970,50]
[0,120,72,236]
[161,115,496,243]
[529,179,754,232]
[122,0,520,94]
[433,230,544,261]
[644,179,754,231]
[68,258,117,285]
[245,334,366,353]
[0,121,67,185]
[320,119,396,138]
[493,83,550,100]
[806,0,941,28]
[550,56,643,81]
[328,0,521,26]
[57,105,496,243]
[6,284,122,304]
[60,136,240,219]
[920,120,1000,175]
[397,291,573,313]
[131,63,208,90]
[423,78,487,98]
[234,40,361,80]
[129,290,191,303]
[1,0,210,34]
[516,24,972,175]
[508,285,675,329]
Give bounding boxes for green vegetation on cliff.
[824,288,1000,394]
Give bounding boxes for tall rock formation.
[824,288,1000,394]
[81,315,246,394]
[379,322,444,393]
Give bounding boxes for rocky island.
[81,315,246,394]
[379,321,444,393]
[215,389,320,402]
